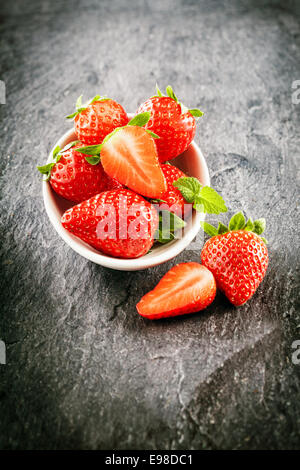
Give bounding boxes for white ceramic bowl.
[43,120,210,271]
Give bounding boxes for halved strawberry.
[75,113,167,199]
[136,262,216,319]
[101,126,166,198]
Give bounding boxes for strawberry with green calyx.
[136,84,204,162]
[66,94,129,146]
[37,141,122,203]
[74,113,167,199]
[201,211,269,306]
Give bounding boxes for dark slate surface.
[0,0,300,450]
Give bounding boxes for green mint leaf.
[173,176,202,203]
[188,108,204,117]
[85,156,100,165]
[155,229,175,244]
[228,212,246,231]
[253,218,266,235]
[156,83,164,97]
[145,130,160,139]
[155,210,186,244]
[75,144,102,156]
[195,186,228,214]
[244,217,254,231]
[200,221,218,237]
[159,210,186,231]
[166,85,178,102]
[217,222,228,234]
[261,236,268,245]
[128,112,151,127]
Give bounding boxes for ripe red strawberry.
[66,95,128,145]
[136,85,203,162]
[136,262,216,319]
[76,113,167,199]
[200,213,269,306]
[37,141,122,203]
[61,189,158,258]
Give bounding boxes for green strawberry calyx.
[37,140,80,180]
[154,84,204,119]
[66,94,110,120]
[75,112,159,165]
[200,211,268,244]
[173,176,227,215]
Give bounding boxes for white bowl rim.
[43,127,210,271]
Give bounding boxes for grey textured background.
[0,0,300,450]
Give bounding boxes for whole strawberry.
[61,189,158,259]
[201,212,269,306]
[136,85,203,162]
[67,95,128,145]
[37,141,122,203]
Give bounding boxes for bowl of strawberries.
[39,85,226,271]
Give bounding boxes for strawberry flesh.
[137,262,216,319]
[100,126,167,198]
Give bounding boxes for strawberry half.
[37,141,122,203]
[75,113,167,199]
[136,84,203,162]
[61,189,158,259]
[137,262,216,319]
[66,95,128,145]
[201,212,269,306]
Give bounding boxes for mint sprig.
[155,210,186,244]
[37,141,80,180]
[173,177,227,215]
[66,94,109,120]
[200,211,268,244]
